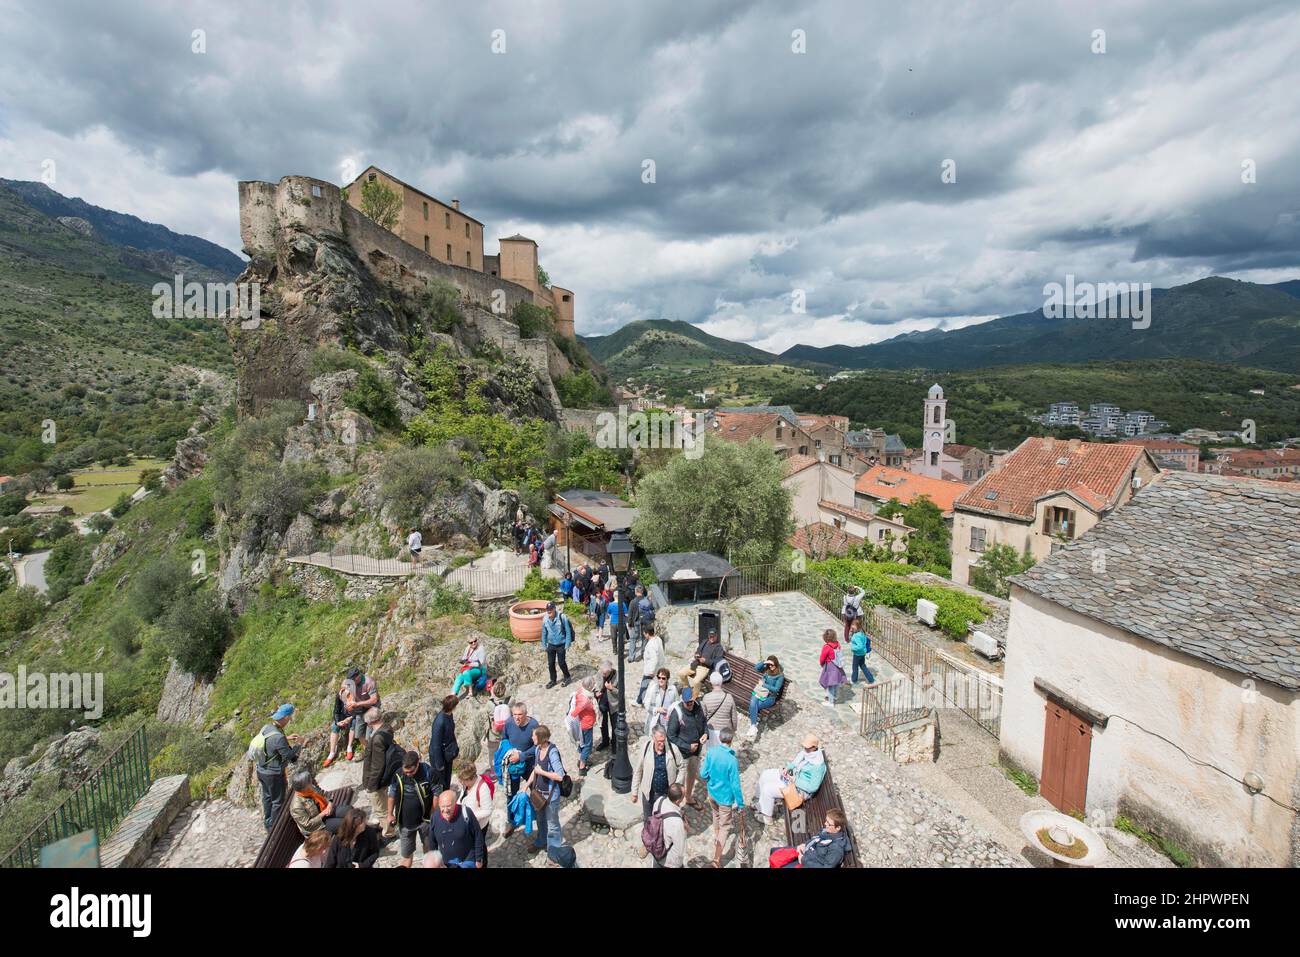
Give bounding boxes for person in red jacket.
[818,628,848,707]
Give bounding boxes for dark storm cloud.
[0,0,1297,349]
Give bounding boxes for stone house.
[1000,473,1299,867]
[1120,437,1200,472]
[943,444,994,482]
[950,438,1160,587]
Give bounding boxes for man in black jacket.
[679,629,724,700]
[360,708,396,838]
[387,750,434,867]
[427,789,486,867]
[666,688,708,810]
[428,695,459,794]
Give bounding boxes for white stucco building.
[1000,473,1299,867]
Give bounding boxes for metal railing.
[729,562,1002,739]
[1,722,152,868]
[859,678,934,759]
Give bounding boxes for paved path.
[13,549,50,593]
[287,552,421,578]
[444,548,561,598]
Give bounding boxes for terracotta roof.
[1211,448,1300,470]
[797,414,849,433]
[818,499,910,529]
[783,454,819,477]
[943,444,979,457]
[1012,473,1300,690]
[955,438,1152,521]
[712,411,781,444]
[788,522,863,556]
[854,465,967,515]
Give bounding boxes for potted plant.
[507,569,558,642]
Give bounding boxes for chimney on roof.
[1067,439,1081,452]
[452,198,460,210]
[1043,437,1055,450]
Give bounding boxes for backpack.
[246,728,269,764]
[832,646,848,673]
[379,736,406,789]
[564,692,583,744]
[561,613,575,645]
[716,660,732,683]
[492,702,510,734]
[638,598,655,623]
[642,799,681,860]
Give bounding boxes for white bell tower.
[919,383,946,478]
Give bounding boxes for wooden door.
[1040,700,1092,815]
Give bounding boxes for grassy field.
[29,457,168,515]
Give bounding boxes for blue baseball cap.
[680,687,693,703]
[271,703,295,720]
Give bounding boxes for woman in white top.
[287,828,332,868]
[642,668,679,735]
[453,761,500,842]
[636,626,665,706]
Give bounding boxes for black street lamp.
[605,530,636,794]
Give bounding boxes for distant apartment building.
[1046,402,1080,426]
[1121,437,1200,472]
[344,165,575,338]
[950,437,1161,586]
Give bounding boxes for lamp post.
[605,530,636,794]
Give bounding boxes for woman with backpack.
[848,616,875,684]
[818,628,849,707]
[453,760,499,845]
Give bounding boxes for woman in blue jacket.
[746,655,785,738]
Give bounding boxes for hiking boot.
[595,741,610,752]
[545,680,557,689]
[561,677,570,687]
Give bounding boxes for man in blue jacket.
[500,701,539,837]
[541,601,572,689]
[698,727,745,868]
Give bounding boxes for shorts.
[399,823,428,859]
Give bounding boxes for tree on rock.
[631,438,793,567]
[359,177,402,231]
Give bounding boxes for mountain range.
[582,278,1300,375]
[779,277,1300,373]
[0,179,244,280]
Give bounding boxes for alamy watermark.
[152,274,261,328]
[1042,274,1151,329]
[593,405,707,460]
[0,667,103,719]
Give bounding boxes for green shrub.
[0,492,26,516]
[110,492,133,518]
[55,474,74,491]
[0,585,44,637]
[86,512,114,534]
[516,568,557,602]
[4,525,36,553]
[159,588,230,679]
[44,533,93,603]
[810,558,990,639]
[513,301,554,339]
[149,725,239,799]
[130,556,191,623]
[343,366,400,430]
[107,609,142,656]
[310,346,368,376]
[379,445,467,527]
[428,581,472,617]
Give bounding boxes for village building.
[710,410,815,460]
[1120,437,1200,472]
[783,455,912,554]
[950,438,1160,587]
[548,489,638,564]
[1203,446,1300,480]
[1001,473,1299,867]
[942,444,995,483]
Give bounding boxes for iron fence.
[729,562,1002,739]
[1,722,151,868]
[859,678,934,759]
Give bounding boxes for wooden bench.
[252,785,355,868]
[722,652,790,722]
[781,758,859,868]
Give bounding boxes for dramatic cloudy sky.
[1,0,1298,352]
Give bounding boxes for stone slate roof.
[1011,473,1300,691]
[884,434,907,454]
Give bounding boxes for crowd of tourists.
[250,553,864,870]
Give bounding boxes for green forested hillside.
[772,359,1300,447]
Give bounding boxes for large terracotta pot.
[508,600,550,642]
